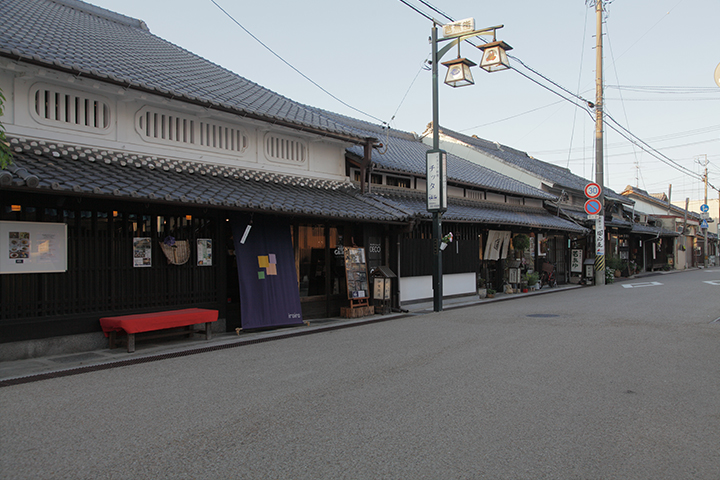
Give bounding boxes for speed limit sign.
[584,182,601,199]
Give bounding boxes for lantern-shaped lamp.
[442,57,476,88]
[477,40,513,72]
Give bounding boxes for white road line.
[622,281,663,289]
[702,280,720,286]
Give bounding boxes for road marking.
[703,280,720,286]
[712,317,720,324]
[622,281,663,289]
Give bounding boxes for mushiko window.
[31,84,111,132]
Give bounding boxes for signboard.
[595,217,605,256]
[373,277,391,300]
[700,204,709,213]
[584,182,601,199]
[344,247,369,299]
[1,221,68,274]
[571,249,583,273]
[443,18,475,38]
[701,219,709,229]
[426,150,447,213]
[584,199,602,215]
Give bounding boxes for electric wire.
[389,56,430,128]
[459,100,565,131]
[209,0,386,125]
[398,0,717,193]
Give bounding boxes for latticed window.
[31,84,111,131]
[264,133,307,164]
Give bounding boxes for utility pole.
[593,0,606,286]
[700,154,709,266]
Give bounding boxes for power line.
[209,0,385,125]
[397,0,717,191]
[459,100,565,131]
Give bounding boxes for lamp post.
[428,19,511,312]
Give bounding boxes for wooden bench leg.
[127,333,135,353]
[205,322,212,340]
[109,331,117,349]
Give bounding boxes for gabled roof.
[0,0,367,143]
[621,185,702,221]
[3,137,410,223]
[312,110,556,201]
[370,188,587,234]
[435,126,630,204]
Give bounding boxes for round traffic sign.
[584,198,602,215]
[700,204,709,213]
[584,182,601,199]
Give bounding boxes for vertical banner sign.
[231,215,303,329]
[594,216,605,273]
[426,150,447,212]
[571,249,583,273]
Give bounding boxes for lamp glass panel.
[480,46,511,72]
[444,62,474,87]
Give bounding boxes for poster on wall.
[133,237,152,267]
[197,239,213,266]
[0,221,67,274]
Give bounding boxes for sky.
[87,0,720,204]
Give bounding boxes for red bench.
[100,308,219,353]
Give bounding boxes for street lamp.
[428,20,511,312]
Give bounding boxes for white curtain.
[484,230,511,261]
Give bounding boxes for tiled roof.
[0,0,364,142]
[437,127,630,204]
[310,109,556,201]
[370,189,588,233]
[3,137,410,222]
[621,185,702,221]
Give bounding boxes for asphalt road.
[1,268,719,479]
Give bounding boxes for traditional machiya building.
[0,0,590,360]
[422,126,642,282]
[0,0,414,358]
[325,113,587,303]
[621,186,712,270]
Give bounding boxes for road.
[1,268,719,479]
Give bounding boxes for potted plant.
[477,276,487,299]
[486,288,496,298]
[440,232,454,251]
[523,271,539,291]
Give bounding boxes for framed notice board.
[344,247,369,299]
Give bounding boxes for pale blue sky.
[88,0,720,203]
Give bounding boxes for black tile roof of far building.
[312,109,557,201]
[436,127,630,204]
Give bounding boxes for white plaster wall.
[400,272,476,303]
[2,62,350,182]
[423,134,545,189]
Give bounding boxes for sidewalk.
[1,278,656,385]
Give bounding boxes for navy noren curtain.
[231,215,303,329]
